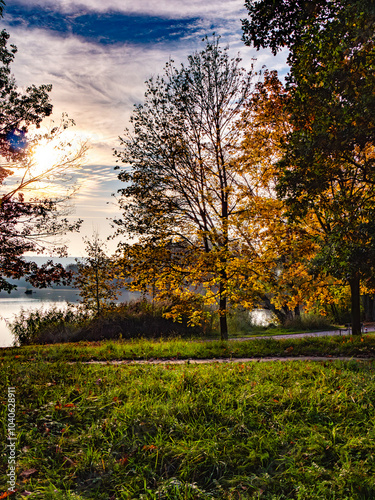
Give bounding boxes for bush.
[8,304,92,346]
[283,312,334,331]
[9,300,203,345]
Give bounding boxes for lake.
[0,287,140,347]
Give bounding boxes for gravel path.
[81,356,374,365]
[231,325,375,342]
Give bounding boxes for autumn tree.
[242,0,375,334]
[114,37,256,339]
[0,3,87,292]
[75,235,122,316]
[235,70,344,324]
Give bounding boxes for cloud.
[8,25,177,163]
[5,5,205,45]
[3,2,289,255]
[9,0,248,20]
[8,23,285,165]
[5,0,258,54]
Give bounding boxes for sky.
[2,0,288,257]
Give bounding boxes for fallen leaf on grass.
[117,455,129,465]
[0,492,16,499]
[20,469,37,479]
[142,445,157,451]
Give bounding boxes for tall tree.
[114,37,254,339]
[0,4,86,292]
[236,70,343,323]
[242,0,375,334]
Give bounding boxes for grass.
[1,334,375,364]
[1,357,375,498]
[227,311,337,338]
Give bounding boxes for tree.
[236,70,346,324]
[0,4,87,292]
[75,235,122,316]
[241,0,333,56]
[0,115,88,293]
[0,0,52,163]
[242,0,375,334]
[114,37,255,340]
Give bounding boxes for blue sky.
[2,0,288,256]
[5,3,203,44]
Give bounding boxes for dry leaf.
[20,469,37,478]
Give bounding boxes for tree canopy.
[114,37,257,339]
[0,5,86,292]
[242,0,375,334]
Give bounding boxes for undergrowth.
[8,301,203,346]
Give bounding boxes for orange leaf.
[142,445,157,451]
[0,492,15,499]
[64,404,76,408]
[118,455,129,465]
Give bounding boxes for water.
[249,308,276,327]
[0,288,140,347]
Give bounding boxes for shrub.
[9,300,204,345]
[9,304,92,346]
[283,312,334,331]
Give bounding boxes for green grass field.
[1,343,375,499]
[1,333,375,364]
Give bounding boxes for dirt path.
[230,325,375,342]
[81,356,374,365]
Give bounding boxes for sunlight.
[31,138,63,176]
[2,126,90,201]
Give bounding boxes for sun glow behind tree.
[1,116,89,203]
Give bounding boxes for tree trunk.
[294,305,300,318]
[349,273,361,335]
[95,266,100,316]
[219,192,229,340]
[219,279,228,340]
